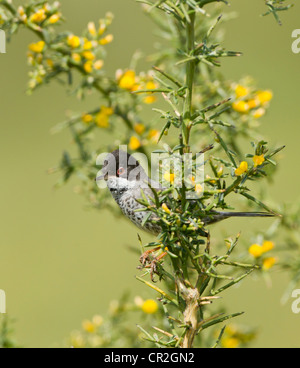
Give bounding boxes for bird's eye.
[117,167,125,176]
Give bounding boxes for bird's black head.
[99,149,146,182]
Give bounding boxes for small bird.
[96,149,275,236]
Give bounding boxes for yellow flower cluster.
[128,126,160,151]
[66,35,105,74]
[190,176,204,194]
[234,154,265,177]
[248,241,277,270]
[117,70,159,104]
[249,240,274,258]
[232,83,273,118]
[128,128,160,151]
[220,324,255,349]
[115,70,161,151]
[235,161,248,177]
[69,315,104,348]
[19,3,61,25]
[118,70,139,91]
[81,106,114,128]
[82,315,104,334]
[29,41,45,53]
[66,16,115,75]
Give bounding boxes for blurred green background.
[0,0,299,348]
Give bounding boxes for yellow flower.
[249,241,274,258]
[99,34,114,45]
[71,53,81,63]
[101,106,114,116]
[235,85,249,99]
[146,80,157,90]
[195,184,203,194]
[95,113,109,128]
[163,172,175,184]
[82,114,93,124]
[29,41,45,53]
[94,107,113,128]
[83,61,93,73]
[134,123,146,135]
[82,320,96,333]
[143,95,157,104]
[46,59,54,68]
[248,98,260,109]
[262,257,277,271]
[252,108,266,119]
[82,51,96,60]
[190,176,196,185]
[98,22,106,36]
[148,129,160,143]
[222,337,240,349]
[118,70,137,91]
[253,154,265,167]
[232,100,250,113]
[235,161,248,176]
[43,4,51,13]
[83,39,94,50]
[68,35,81,49]
[18,6,25,16]
[94,60,104,70]
[257,90,273,104]
[92,315,103,327]
[162,203,171,215]
[88,22,97,36]
[142,299,158,314]
[248,244,264,258]
[48,13,61,24]
[262,240,274,253]
[217,166,224,177]
[30,9,46,23]
[70,331,85,348]
[129,136,141,150]
[206,175,216,184]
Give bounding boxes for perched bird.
[96,149,275,236]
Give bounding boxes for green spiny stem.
[183,8,196,145]
[180,7,196,211]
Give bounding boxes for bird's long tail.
[205,211,276,225]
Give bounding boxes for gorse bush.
[0,0,299,348]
